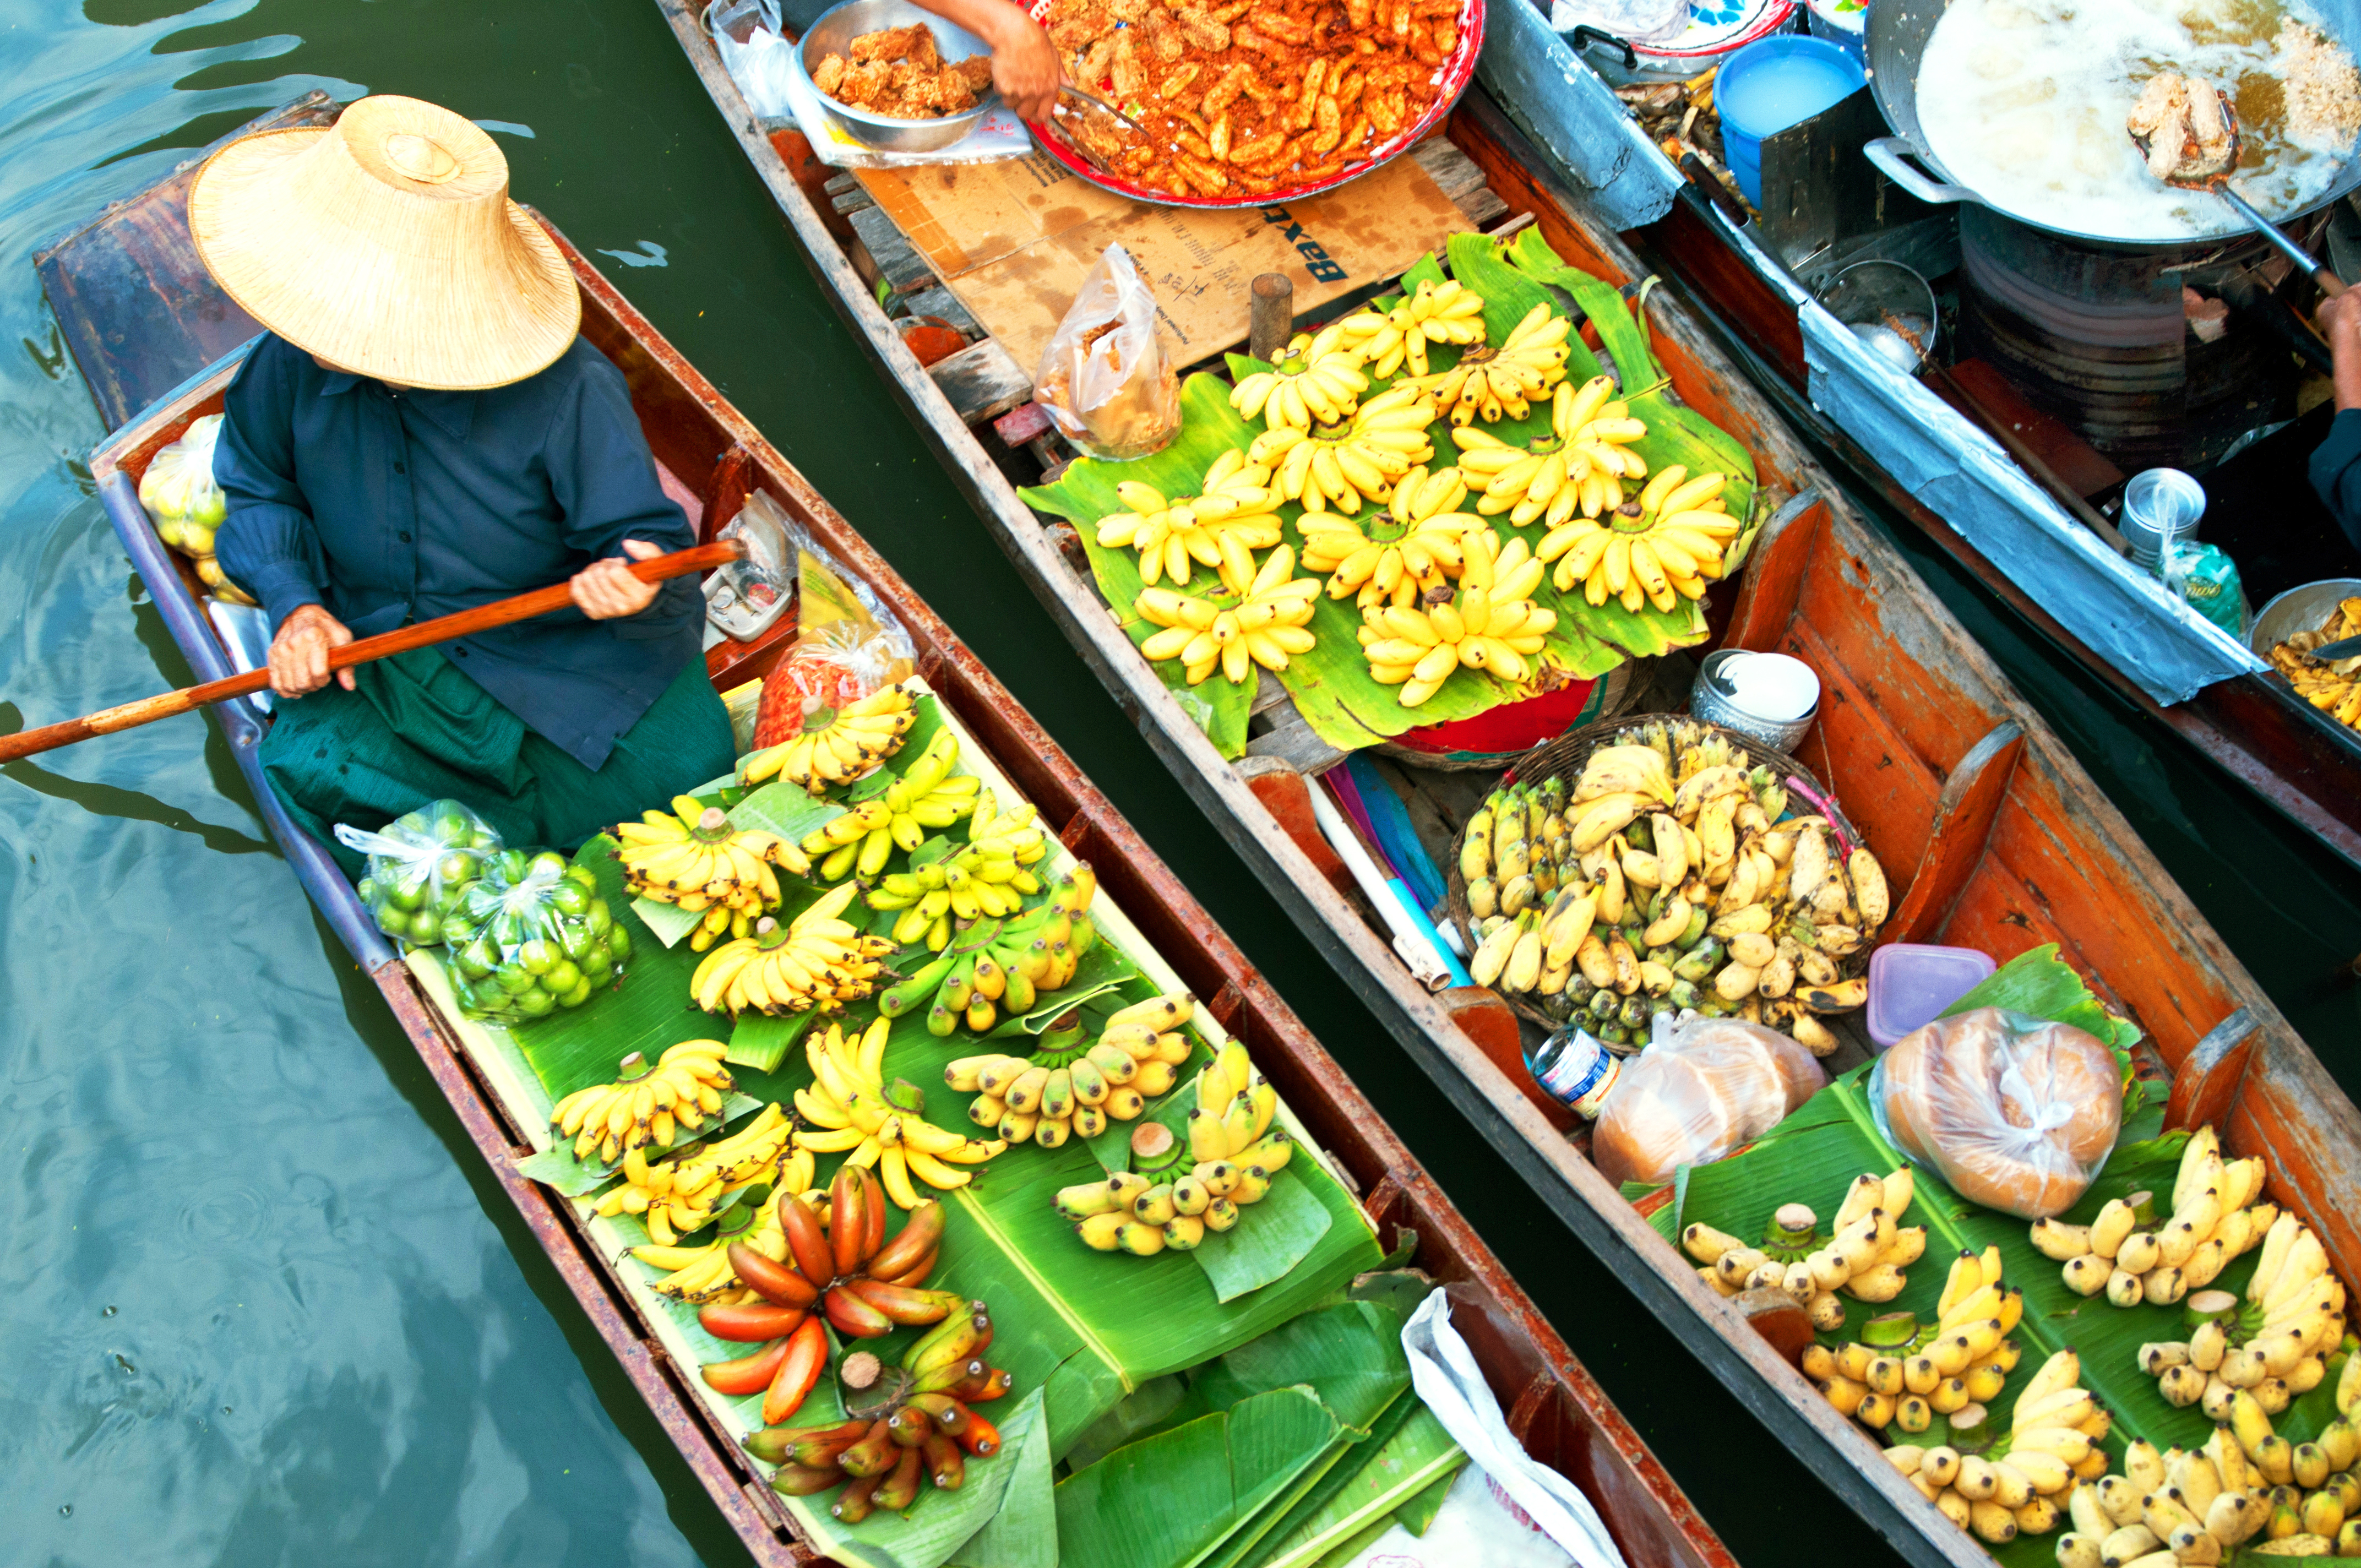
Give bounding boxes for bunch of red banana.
[743,1302,1010,1518]
[695,1167,954,1425]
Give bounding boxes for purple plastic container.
[1866,943,1996,1050]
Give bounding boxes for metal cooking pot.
[793,0,1000,153]
[1860,0,2361,246]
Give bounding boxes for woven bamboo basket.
[1446,712,1873,1036]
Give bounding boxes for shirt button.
[399,531,412,543]
[393,462,406,475]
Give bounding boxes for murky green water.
[6,4,2357,1566]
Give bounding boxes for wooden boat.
[1466,0,2361,871]
[660,15,2361,1564]
[36,93,1727,1568]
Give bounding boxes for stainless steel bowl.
[2249,579,2361,658]
[795,0,999,153]
[1690,647,1819,752]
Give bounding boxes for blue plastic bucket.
[1716,34,1867,206]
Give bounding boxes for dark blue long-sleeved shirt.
[214,333,704,771]
[2311,407,2361,553]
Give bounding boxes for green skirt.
[262,646,736,877]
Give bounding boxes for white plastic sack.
[711,0,801,118]
[1401,1289,1629,1568]
[1548,0,1691,46]
[1340,1466,1582,1568]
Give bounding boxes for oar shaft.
[0,540,742,764]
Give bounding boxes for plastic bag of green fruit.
[336,799,502,949]
[443,851,632,1023]
[138,413,228,557]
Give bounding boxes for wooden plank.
[1246,697,1350,775]
[830,188,879,215]
[898,284,981,336]
[846,204,934,291]
[35,91,340,430]
[1237,755,1359,904]
[2165,1008,2260,1131]
[1885,721,2026,946]
[924,337,1032,423]
[1718,490,1824,653]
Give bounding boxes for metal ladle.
[2133,86,2348,297]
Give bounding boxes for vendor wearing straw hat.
[194,96,736,871]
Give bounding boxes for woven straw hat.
[189,96,579,390]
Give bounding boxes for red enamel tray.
[1022,0,1487,208]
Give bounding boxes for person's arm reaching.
[2312,293,2361,553]
[548,355,700,630]
[908,0,1063,122]
[216,340,355,696]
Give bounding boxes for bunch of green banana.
[797,731,981,882]
[944,992,1193,1147]
[1057,1022,1293,1255]
[877,865,1100,1036]
[1460,777,1569,923]
[862,788,1052,951]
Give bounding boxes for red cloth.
[1389,676,1603,760]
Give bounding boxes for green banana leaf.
[1054,1387,1346,1568]
[1253,1403,1463,1568]
[1305,1516,1395,1568]
[948,1384,1057,1568]
[1393,1463,1459,1536]
[1646,948,2339,1568]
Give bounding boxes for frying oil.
[1914,0,2349,238]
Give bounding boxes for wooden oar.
[0,538,743,763]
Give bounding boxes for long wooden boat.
[35,93,1726,1568]
[1469,0,2361,871]
[661,16,2361,1565]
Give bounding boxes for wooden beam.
[924,338,1033,423]
[1236,755,1359,903]
[1884,720,2027,946]
[1718,489,1824,652]
[2165,1008,2260,1131]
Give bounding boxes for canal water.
[3,4,2354,1566]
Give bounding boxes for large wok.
[1860,0,2361,246]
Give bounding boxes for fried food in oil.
[1042,0,1463,197]
[2267,596,2361,728]
[814,25,995,119]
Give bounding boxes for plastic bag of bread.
[1869,1006,2121,1219]
[1592,1019,1827,1188]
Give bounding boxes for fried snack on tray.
[814,25,996,119]
[1043,0,1461,197]
[2268,596,2361,729]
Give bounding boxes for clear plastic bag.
[337,799,502,949]
[444,852,633,1024]
[710,0,801,119]
[1032,244,1182,461]
[1591,1018,1825,1188]
[139,413,228,557]
[1869,1006,2122,1219]
[749,511,919,751]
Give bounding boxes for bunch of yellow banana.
[1536,464,1739,612]
[1134,545,1319,687]
[956,992,1194,1150]
[1228,325,1370,434]
[615,798,810,950]
[1357,533,1555,706]
[1445,378,1654,529]
[1421,302,1573,425]
[1094,451,1285,588]
[1802,1246,2030,1439]
[631,1181,818,1305]
[739,684,918,795]
[1551,375,1650,473]
[1059,1016,1296,1255]
[1882,1348,2104,1547]
[1330,277,1489,379]
[549,1040,737,1163]
[1296,465,1484,611]
[2052,1409,2359,1567]
[591,1103,801,1245]
[792,1017,1006,1207]
[796,730,979,883]
[1683,1168,1927,1330]
[1248,386,1439,514]
[2036,1124,2283,1319]
[689,882,897,1019]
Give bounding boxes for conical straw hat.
[189,96,580,391]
